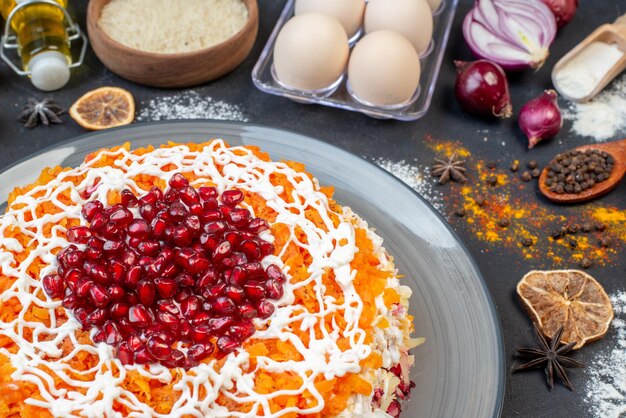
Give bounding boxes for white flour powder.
[585,291,626,417]
[372,159,443,212]
[562,75,626,142]
[137,91,249,122]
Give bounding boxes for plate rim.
[0,119,505,417]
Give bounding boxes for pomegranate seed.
[201,301,212,312]
[198,186,217,200]
[228,322,256,339]
[175,272,195,288]
[221,190,244,207]
[109,260,126,284]
[219,205,232,218]
[157,311,180,330]
[244,281,265,300]
[259,240,274,257]
[204,197,219,211]
[86,262,111,285]
[137,280,156,306]
[184,214,201,231]
[239,303,257,318]
[57,244,78,261]
[265,279,284,300]
[120,190,138,207]
[217,335,239,353]
[146,336,172,360]
[128,305,152,328]
[186,256,210,275]
[204,221,227,235]
[201,208,222,222]
[200,233,220,252]
[168,202,188,221]
[138,241,160,256]
[102,222,123,241]
[213,241,232,262]
[225,285,245,303]
[125,265,142,289]
[267,265,286,284]
[203,283,227,300]
[117,318,136,336]
[223,231,241,247]
[172,226,193,247]
[149,186,164,201]
[175,248,196,267]
[89,284,111,308]
[127,334,142,351]
[76,278,92,298]
[90,212,108,232]
[191,311,211,326]
[154,277,178,299]
[134,347,154,364]
[82,200,104,222]
[156,299,180,315]
[109,284,125,302]
[42,274,65,298]
[63,268,82,291]
[230,252,247,266]
[191,324,211,343]
[189,202,204,217]
[86,308,108,326]
[188,343,214,364]
[151,217,168,238]
[208,317,233,333]
[127,219,150,238]
[178,320,192,340]
[168,173,189,190]
[174,288,193,303]
[73,307,91,328]
[180,186,200,205]
[103,321,123,344]
[103,240,123,254]
[139,203,157,221]
[180,296,201,319]
[230,266,247,285]
[239,240,261,261]
[159,247,175,262]
[111,302,130,320]
[117,342,134,365]
[62,294,82,309]
[229,208,250,226]
[164,189,179,203]
[61,250,84,268]
[248,218,269,233]
[213,297,236,315]
[66,226,92,244]
[257,301,275,319]
[163,349,186,368]
[144,260,163,278]
[120,248,139,267]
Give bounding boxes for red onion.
[463,0,557,70]
[454,60,512,119]
[541,0,578,29]
[519,90,562,149]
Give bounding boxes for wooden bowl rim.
[87,0,259,59]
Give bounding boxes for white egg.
[295,0,365,38]
[348,30,421,106]
[365,0,433,55]
[426,0,443,13]
[273,13,349,91]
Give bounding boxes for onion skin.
[519,90,563,149]
[541,0,578,29]
[454,60,513,119]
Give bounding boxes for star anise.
[513,324,585,391]
[18,98,64,129]
[431,153,467,184]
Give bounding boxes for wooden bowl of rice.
[87,0,258,88]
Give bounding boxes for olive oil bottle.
[1,0,72,90]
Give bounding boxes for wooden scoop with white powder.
[552,14,626,103]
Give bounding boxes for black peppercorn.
[531,168,541,178]
[527,160,538,169]
[498,218,510,228]
[455,208,466,218]
[475,196,486,207]
[580,258,592,269]
[510,161,520,172]
[521,172,532,182]
[521,238,533,247]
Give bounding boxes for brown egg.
[365,0,433,55]
[273,13,349,91]
[348,30,421,106]
[295,0,365,38]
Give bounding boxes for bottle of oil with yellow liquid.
[0,0,87,90]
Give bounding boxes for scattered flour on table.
[585,291,626,417]
[562,75,626,142]
[372,159,443,212]
[137,91,249,122]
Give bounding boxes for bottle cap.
[28,51,71,91]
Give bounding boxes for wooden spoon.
[552,14,626,103]
[539,139,626,203]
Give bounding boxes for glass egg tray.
[252,0,460,121]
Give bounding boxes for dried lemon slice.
[517,270,613,349]
[70,87,135,130]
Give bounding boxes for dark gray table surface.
[1,1,625,417]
